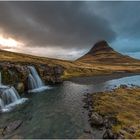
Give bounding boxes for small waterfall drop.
[27,66,49,92]
[0,72,28,112]
[0,72,1,85]
[0,86,27,112]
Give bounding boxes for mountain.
[77,40,140,64]
[0,40,140,80]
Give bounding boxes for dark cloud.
[1,1,140,60]
[0,1,116,49]
[88,1,140,53]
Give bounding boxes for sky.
[0,1,140,60]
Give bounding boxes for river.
[0,73,140,138]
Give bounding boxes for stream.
[0,73,140,139]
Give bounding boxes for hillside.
[0,49,104,79]
[77,40,140,64]
[0,40,140,79]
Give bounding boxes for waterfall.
[28,66,44,88]
[0,86,27,112]
[27,66,49,92]
[0,71,27,112]
[0,72,1,85]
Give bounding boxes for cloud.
[0,1,140,60]
[0,1,116,50]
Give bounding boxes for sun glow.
[0,35,23,49]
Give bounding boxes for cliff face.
[0,62,64,94]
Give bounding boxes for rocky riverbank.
[0,62,64,94]
[83,85,140,139]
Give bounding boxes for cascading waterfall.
[0,72,27,112]
[0,72,1,85]
[27,66,49,92]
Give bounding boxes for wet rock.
[0,128,4,137]
[2,120,23,136]
[103,129,114,139]
[53,66,64,75]
[117,133,125,139]
[83,104,89,109]
[83,129,91,134]
[90,112,103,126]
[120,84,127,89]
[123,127,136,134]
[103,118,112,129]
[15,82,25,93]
[0,62,64,93]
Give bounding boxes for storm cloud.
[0,1,140,59]
[0,1,116,49]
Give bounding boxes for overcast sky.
[0,1,140,60]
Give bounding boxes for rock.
[123,127,136,134]
[2,120,23,136]
[90,112,103,126]
[15,82,25,93]
[0,62,64,93]
[103,118,112,129]
[103,129,114,139]
[83,104,89,109]
[120,84,127,89]
[53,66,64,75]
[0,128,4,136]
[83,129,91,134]
[117,134,125,139]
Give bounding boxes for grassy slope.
[0,49,140,79]
[93,87,140,139]
[0,49,106,78]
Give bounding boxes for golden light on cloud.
[0,35,24,49]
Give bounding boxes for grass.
[92,87,140,139]
[0,49,140,79]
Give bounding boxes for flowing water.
[0,86,28,112]
[0,73,140,138]
[0,72,28,112]
[27,66,50,92]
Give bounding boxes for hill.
[77,40,140,64]
[0,40,140,79]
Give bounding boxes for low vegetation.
[92,87,140,139]
[1,49,140,80]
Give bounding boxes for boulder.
[15,82,25,93]
[90,112,103,126]
[2,120,23,136]
[103,129,114,139]
[120,84,127,89]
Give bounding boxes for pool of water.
[0,74,140,138]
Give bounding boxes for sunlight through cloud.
[0,35,24,50]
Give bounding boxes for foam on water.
[27,66,50,92]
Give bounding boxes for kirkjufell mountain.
[77,40,140,64]
[0,40,140,80]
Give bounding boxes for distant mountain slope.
[0,49,104,79]
[77,40,140,64]
[0,42,140,80]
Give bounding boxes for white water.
[0,71,28,112]
[28,66,50,92]
[0,72,1,85]
[0,86,28,112]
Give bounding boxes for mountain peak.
[88,40,114,55]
